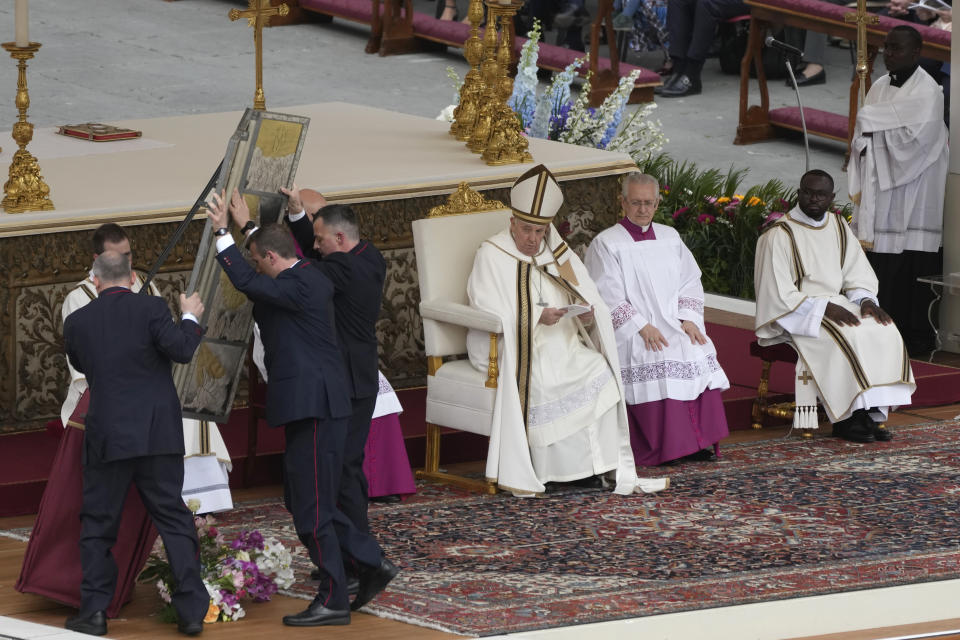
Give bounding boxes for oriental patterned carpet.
[22,421,959,637]
[207,421,960,636]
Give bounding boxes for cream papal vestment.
[466,227,665,496]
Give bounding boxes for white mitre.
[510,164,564,225]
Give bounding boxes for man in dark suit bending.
[208,192,397,626]
[62,251,208,637]
[289,196,387,533]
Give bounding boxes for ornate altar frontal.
[0,102,635,434]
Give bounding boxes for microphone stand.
[784,59,811,173]
[140,161,223,294]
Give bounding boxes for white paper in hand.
[560,304,592,316]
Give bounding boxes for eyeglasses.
[799,188,834,201]
[625,200,659,209]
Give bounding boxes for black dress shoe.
[831,413,875,443]
[685,448,718,462]
[177,620,204,636]
[309,569,360,595]
[872,423,893,441]
[351,557,399,611]
[65,610,107,636]
[660,74,701,97]
[369,494,403,503]
[788,69,826,87]
[282,600,350,627]
[654,73,679,95]
[569,474,603,488]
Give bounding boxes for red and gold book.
[56,123,142,142]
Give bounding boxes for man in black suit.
[62,251,208,637]
[229,187,388,566]
[282,188,388,528]
[208,192,397,626]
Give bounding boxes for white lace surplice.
[584,223,729,406]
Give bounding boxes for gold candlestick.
[2,42,53,213]
[450,0,485,141]
[482,14,531,166]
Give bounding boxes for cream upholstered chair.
[412,184,512,494]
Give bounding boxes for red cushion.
[412,13,471,44]
[749,340,799,363]
[769,106,848,139]
[301,0,373,22]
[750,0,950,48]
[522,37,661,86]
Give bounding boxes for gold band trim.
[820,318,870,390]
[776,222,807,288]
[835,214,848,267]
[516,262,533,428]
[511,208,552,225]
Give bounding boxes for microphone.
[764,35,804,58]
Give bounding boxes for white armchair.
[412,185,512,494]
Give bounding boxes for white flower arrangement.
[141,516,293,625]
[441,20,667,163]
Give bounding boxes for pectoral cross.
[229,0,290,111]
[797,370,814,385]
[845,0,879,108]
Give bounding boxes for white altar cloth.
[0,102,634,237]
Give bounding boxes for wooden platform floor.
[2,403,959,640]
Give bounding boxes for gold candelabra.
[460,0,529,164]
[2,42,53,213]
[466,8,501,154]
[482,14,531,165]
[450,0,486,141]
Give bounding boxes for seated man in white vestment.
[755,170,916,443]
[584,172,730,466]
[62,224,233,512]
[848,25,949,357]
[465,164,667,496]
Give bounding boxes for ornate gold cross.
[229,0,289,111]
[845,0,879,107]
[797,370,814,385]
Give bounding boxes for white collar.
[788,206,829,228]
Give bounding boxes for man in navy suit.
[279,188,388,527]
[208,192,397,626]
[62,251,208,637]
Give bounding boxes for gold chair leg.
[415,422,497,494]
[752,359,772,429]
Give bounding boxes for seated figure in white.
[465,164,667,497]
[754,169,916,442]
[585,172,730,466]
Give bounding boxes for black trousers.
[667,0,748,65]
[283,417,382,610]
[867,249,942,355]
[80,454,207,623]
[338,395,378,537]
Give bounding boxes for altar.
[0,102,636,434]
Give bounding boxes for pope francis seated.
[465,164,667,497]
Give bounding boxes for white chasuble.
[755,209,915,423]
[584,223,729,405]
[848,66,948,253]
[466,228,666,496]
